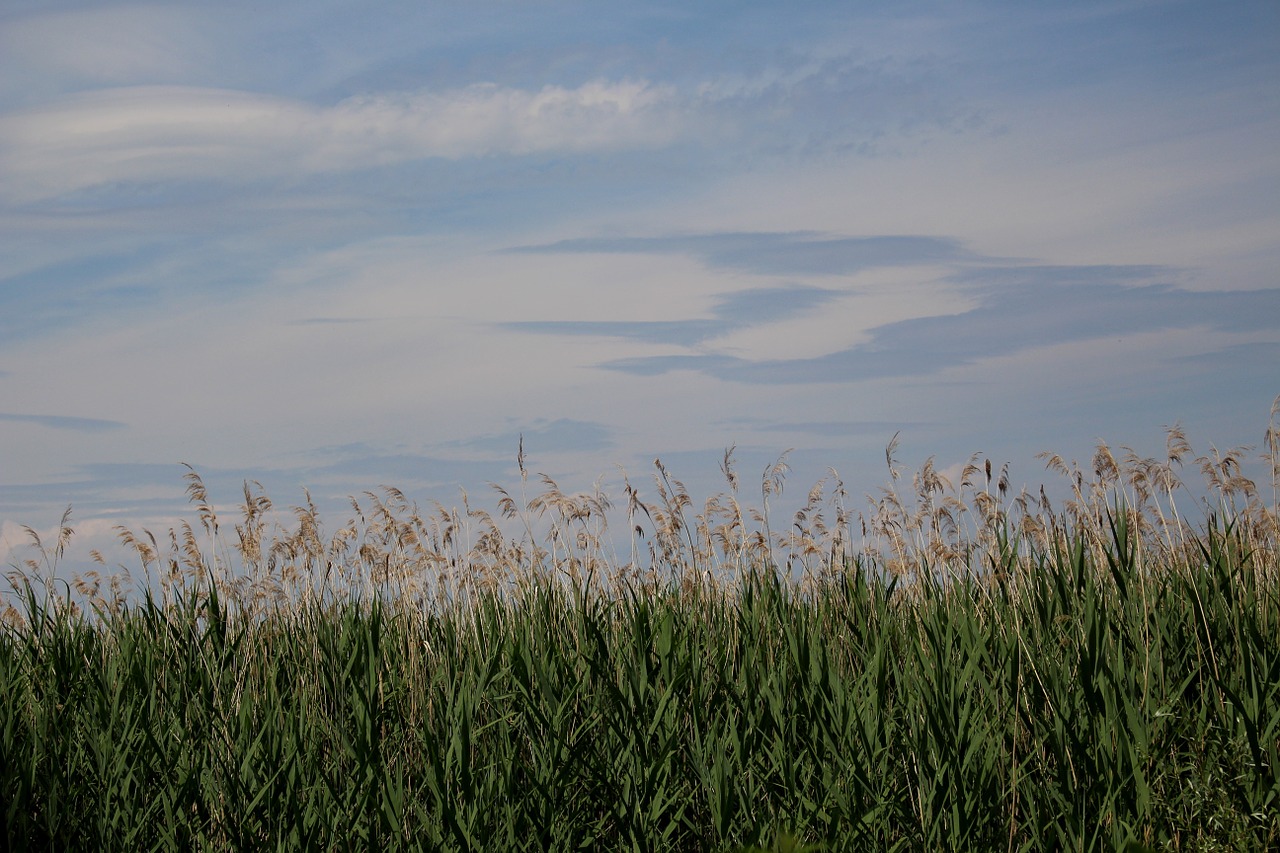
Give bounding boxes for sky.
[2,0,1278,570]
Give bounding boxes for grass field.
[3,407,1278,850]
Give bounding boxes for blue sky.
[2,0,1278,567]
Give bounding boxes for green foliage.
[6,403,1280,849]
[2,511,1278,851]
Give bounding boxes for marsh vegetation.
[3,404,1279,850]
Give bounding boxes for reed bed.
[3,404,1279,850]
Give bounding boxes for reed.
[2,402,1277,850]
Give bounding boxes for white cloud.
[639,92,1279,291]
[704,265,971,361]
[323,81,681,160]
[0,80,683,201]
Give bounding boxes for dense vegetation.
[3,411,1278,850]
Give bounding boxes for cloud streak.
[501,284,840,347]
[595,265,1280,384]
[506,232,977,276]
[0,413,126,432]
[0,81,682,201]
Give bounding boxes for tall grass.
[3,404,1278,850]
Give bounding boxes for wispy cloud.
[723,418,933,438]
[596,265,1280,384]
[501,284,839,346]
[0,81,683,202]
[443,418,615,457]
[286,317,378,326]
[1172,340,1280,370]
[0,413,126,432]
[506,232,976,276]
